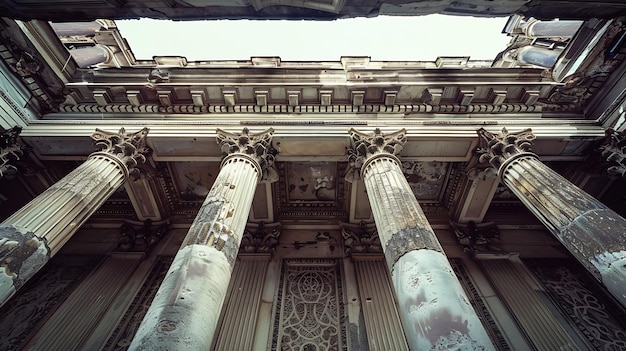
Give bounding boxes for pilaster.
[477,127,626,308]
[129,128,278,351]
[348,128,494,350]
[0,127,149,307]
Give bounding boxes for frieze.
[116,219,171,253]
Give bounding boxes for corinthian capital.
[476,127,536,171]
[91,127,150,171]
[0,126,24,179]
[346,128,406,180]
[217,128,279,182]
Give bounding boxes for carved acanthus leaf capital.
[476,127,535,171]
[600,128,626,179]
[341,221,381,255]
[1,126,24,179]
[91,127,150,174]
[217,128,279,182]
[346,128,406,181]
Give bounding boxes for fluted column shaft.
[350,128,494,350]
[501,154,626,307]
[0,127,148,307]
[129,128,276,351]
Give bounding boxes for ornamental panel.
[271,259,347,351]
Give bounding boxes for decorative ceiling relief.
[402,161,449,201]
[286,162,337,202]
[275,162,346,219]
[169,161,220,201]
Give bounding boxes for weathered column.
[0,127,149,306]
[0,126,24,179]
[477,127,626,308]
[129,128,277,351]
[347,128,494,350]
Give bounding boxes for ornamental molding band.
[450,221,501,253]
[476,127,537,176]
[240,221,281,254]
[341,221,382,255]
[346,128,407,181]
[91,127,150,175]
[600,128,626,179]
[0,126,23,179]
[217,127,278,183]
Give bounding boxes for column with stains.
[129,128,278,351]
[477,127,626,308]
[0,127,149,306]
[347,128,494,350]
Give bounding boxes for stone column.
[0,127,149,306]
[347,128,494,350]
[0,126,24,179]
[477,127,626,308]
[129,128,277,351]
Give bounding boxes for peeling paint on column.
[477,128,626,309]
[384,225,443,270]
[129,245,231,351]
[129,128,278,350]
[349,128,494,350]
[0,224,50,305]
[393,250,489,350]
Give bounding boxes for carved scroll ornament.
[476,127,536,171]
[91,127,150,172]
[217,127,279,182]
[346,128,407,181]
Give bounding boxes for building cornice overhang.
[18,119,604,162]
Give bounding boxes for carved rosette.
[217,128,278,182]
[91,127,150,175]
[346,128,407,181]
[0,126,24,179]
[476,127,536,175]
[341,221,382,255]
[600,128,626,179]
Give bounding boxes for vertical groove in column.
[4,155,126,253]
[129,152,263,351]
[501,156,626,308]
[214,258,267,350]
[480,259,577,351]
[360,153,494,350]
[355,259,409,351]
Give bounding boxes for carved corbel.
[117,219,171,253]
[240,222,280,254]
[450,221,501,253]
[600,128,626,179]
[341,221,381,255]
[0,126,24,179]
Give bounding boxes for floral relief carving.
[217,127,279,182]
[91,127,150,174]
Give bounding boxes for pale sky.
[116,15,511,62]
